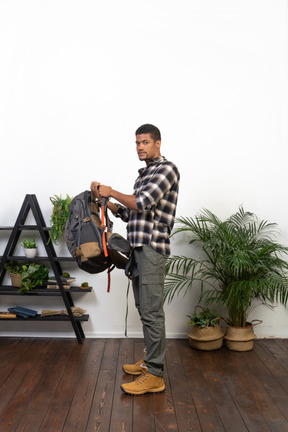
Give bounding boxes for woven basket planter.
[9,272,22,288]
[188,323,224,351]
[224,321,261,352]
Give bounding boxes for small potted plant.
[22,238,37,258]
[5,261,49,293]
[19,262,49,294]
[5,261,23,288]
[187,306,224,351]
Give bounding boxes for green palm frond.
[165,206,288,326]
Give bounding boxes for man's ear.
[156,140,161,149]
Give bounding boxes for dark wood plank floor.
[0,337,288,431]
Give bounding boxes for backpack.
[64,190,130,291]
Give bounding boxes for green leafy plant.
[5,261,22,274]
[19,262,49,294]
[22,238,37,248]
[188,307,221,328]
[81,282,89,287]
[165,206,288,327]
[49,194,73,244]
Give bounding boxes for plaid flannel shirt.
[115,156,180,256]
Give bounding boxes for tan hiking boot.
[122,360,146,375]
[122,348,147,376]
[121,370,165,395]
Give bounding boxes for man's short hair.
[135,124,161,142]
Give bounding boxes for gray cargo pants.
[132,246,167,377]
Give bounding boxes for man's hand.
[90,181,102,201]
[98,185,112,198]
[91,181,138,211]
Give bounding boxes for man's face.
[136,133,161,164]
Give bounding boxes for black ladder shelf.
[0,194,90,344]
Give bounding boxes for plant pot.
[24,248,37,258]
[224,322,261,352]
[188,323,224,351]
[9,272,22,288]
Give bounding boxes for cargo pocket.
[139,247,167,309]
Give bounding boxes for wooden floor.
[0,338,288,432]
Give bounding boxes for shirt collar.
[138,156,166,174]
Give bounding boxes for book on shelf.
[8,306,38,318]
[46,284,71,290]
[47,276,76,284]
[0,311,17,318]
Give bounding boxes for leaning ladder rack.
[0,194,90,344]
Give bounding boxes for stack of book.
[7,306,38,318]
[46,276,76,290]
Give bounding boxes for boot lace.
[135,372,150,385]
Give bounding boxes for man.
[91,124,180,395]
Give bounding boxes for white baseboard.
[0,330,188,339]
[1,328,288,339]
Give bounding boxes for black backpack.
[64,190,130,291]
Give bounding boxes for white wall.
[0,0,287,339]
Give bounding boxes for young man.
[91,124,180,395]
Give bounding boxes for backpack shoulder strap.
[100,198,111,292]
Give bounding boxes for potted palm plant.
[164,206,288,351]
